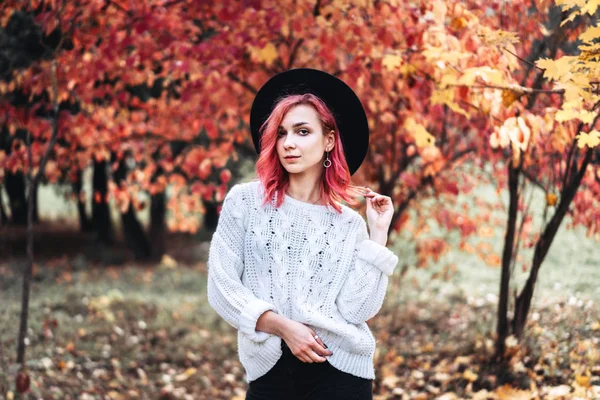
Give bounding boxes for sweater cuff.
[356,239,399,276]
[239,298,277,342]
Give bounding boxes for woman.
[207,68,398,400]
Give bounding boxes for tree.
[0,1,240,257]
[417,0,600,357]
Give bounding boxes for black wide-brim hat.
[250,68,369,176]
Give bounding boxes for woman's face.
[276,104,334,176]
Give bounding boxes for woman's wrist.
[369,229,388,246]
[256,310,290,338]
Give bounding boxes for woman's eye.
[298,129,309,135]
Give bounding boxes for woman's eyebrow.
[279,122,311,129]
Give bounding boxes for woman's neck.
[286,179,323,205]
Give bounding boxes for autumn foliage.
[1,0,600,372]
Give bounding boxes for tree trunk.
[496,156,521,359]
[150,191,166,261]
[31,181,39,224]
[4,171,27,225]
[113,157,152,260]
[16,173,36,365]
[121,204,152,260]
[512,146,593,337]
[203,201,219,232]
[0,187,8,224]
[73,169,92,232]
[92,159,114,244]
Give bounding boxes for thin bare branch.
[503,46,544,71]
[521,168,546,192]
[226,72,258,95]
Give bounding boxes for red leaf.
[16,370,30,393]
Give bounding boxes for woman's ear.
[327,130,335,152]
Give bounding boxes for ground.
[1,223,599,399]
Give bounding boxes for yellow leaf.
[450,17,468,30]
[556,108,580,122]
[400,63,417,77]
[579,24,600,42]
[422,342,434,352]
[431,88,454,105]
[161,254,178,268]
[591,321,600,330]
[576,130,600,148]
[404,118,436,148]
[536,56,577,82]
[495,384,532,400]
[559,81,587,104]
[556,0,585,10]
[107,391,124,400]
[547,193,558,206]
[440,70,460,87]
[382,54,402,71]
[430,88,470,117]
[579,110,597,124]
[175,367,197,381]
[581,0,600,15]
[560,9,581,26]
[575,374,591,387]
[422,47,470,64]
[502,89,521,107]
[458,67,505,86]
[479,30,520,47]
[249,42,278,66]
[463,369,478,382]
[579,42,600,61]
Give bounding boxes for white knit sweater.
[206,179,399,383]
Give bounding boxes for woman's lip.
[285,156,300,159]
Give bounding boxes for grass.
[1,179,599,398]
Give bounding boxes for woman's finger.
[307,349,327,363]
[299,353,312,363]
[311,332,329,353]
[316,337,329,350]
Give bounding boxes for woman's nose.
[283,136,296,148]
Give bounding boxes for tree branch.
[287,38,304,70]
[521,168,546,191]
[313,0,322,17]
[226,72,258,95]
[503,46,544,72]
[442,83,564,95]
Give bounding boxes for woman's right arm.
[206,184,277,343]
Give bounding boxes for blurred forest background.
[1,1,600,399]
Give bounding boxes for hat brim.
[250,68,369,176]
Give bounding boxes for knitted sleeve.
[335,216,399,325]
[207,184,277,342]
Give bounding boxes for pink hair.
[254,93,366,213]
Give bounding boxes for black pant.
[245,341,373,400]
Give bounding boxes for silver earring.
[323,151,332,168]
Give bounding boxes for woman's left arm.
[335,189,398,324]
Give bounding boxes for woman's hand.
[364,187,394,233]
[280,320,333,363]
